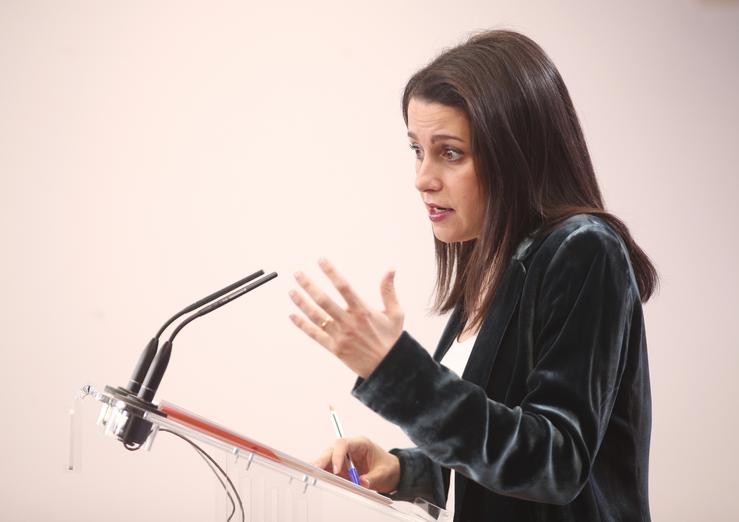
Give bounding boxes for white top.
[439,332,478,514]
[441,333,478,378]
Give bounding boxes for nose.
[414,157,442,193]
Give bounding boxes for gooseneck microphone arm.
[125,270,266,394]
[168,272,278,343]
[155,270,267,340]
[136,271,279,403]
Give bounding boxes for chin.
[432,229,473,244]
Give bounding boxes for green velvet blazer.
[353,214,651,522]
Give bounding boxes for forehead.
[407,98,470,138]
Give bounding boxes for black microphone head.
[137,340,172,403]
[126,338,159,394]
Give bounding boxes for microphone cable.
[159,428,244,522]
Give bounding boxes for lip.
[426,203,455,223]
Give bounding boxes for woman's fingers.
[313,442,352,476]
[312,437,400,493]
[312,447,334,471]
[359,468,384,491]
[328,437,369,476]
[294,270,349,323]
[288,312,332,348]
[318,258,366,311]
[331,438,350,474]
[347,437,401,493]
[288,289,333,330]
[380,270,401,317]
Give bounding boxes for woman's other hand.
[288,258,404,379]
[313,436,401,493]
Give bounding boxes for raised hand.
[288,258,404,379]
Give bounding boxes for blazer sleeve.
[352,226,637,505]
[386,447,446,507]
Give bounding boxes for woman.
[289,30,655,521]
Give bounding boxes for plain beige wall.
[1,0,738,520]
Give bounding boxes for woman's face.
[407,97,485,244]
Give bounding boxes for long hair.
[402,30,658,331]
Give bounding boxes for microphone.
[124,270,266,395]
[112,270,277,449]
[136,271,278,402]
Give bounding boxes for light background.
[1,0,738,520]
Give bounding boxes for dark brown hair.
[402,30,658,330]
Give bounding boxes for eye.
[442,147,462,161]
[409,143,423,159]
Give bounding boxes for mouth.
[426,203,455,223]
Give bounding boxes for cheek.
[461,163,480,199]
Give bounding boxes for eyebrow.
[407,131,466,144]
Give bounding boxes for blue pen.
[329,405,361,486]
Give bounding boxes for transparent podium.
[79,384,450,522]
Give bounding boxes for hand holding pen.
[313,407,401,493]
[328,406,361,485]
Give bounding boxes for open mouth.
[428,203,453,213]
[427,204,455,222]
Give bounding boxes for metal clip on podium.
[76,270,450,521]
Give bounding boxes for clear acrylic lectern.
[78,384,450,522]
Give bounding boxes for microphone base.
[101,385,166,449]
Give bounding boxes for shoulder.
[517,214,626,263]
[519,214,635,291]
[542,214,626,263]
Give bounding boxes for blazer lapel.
[432,306,462,362]
[461,260,526,387]
[431,260,527,379]
[452,260,526,518]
